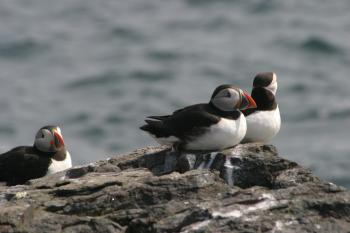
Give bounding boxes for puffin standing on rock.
[242,72,281,143]
[140,85,257,150]
[0,126,72,185]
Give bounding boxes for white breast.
[243,106,281,143]
[47,151,72,175]
[186,115,247,150]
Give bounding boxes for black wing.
[0,146,51,185]
[140,104,220,139]
[146,104,197,121]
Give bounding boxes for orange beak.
[243,91,257,109]
[54,130,65,146]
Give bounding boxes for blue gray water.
[0,0,349,188]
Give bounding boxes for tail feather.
[145,119,158,124]
[140,119,172,138]
[146,115,170,121]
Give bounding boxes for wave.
[78,126,106,139]
[288,108,350,122]
[63,71,122,90]
[128,70,174,82]
[64,69,174,91]
[185,0,238,7]
[0,38,48,59]
[104,115,126,125]
[275,36,344,56]
[64,113,91,125]
[185,0,278,14]
[287,83,309,93]
[300,37,342,55]
[249,1,279,13]
[110,26,145,42]
[0,125,15,135]
[328,108,350,120]
[146,50,181,62]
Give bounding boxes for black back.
[242,87,277,116]
[140,103,241,140]
[0,146,52,185]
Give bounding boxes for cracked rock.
[0,143,349,233]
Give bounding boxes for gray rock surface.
[0,143,349,233]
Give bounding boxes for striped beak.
[240,91,257,110]
[54,130,65,147]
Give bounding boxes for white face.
[266,73,278,95]
[34,128,54,152]
[211,88,241,111]
[34,127,64,152]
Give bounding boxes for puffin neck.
[251,87,277,111]
[52,149,67,161]
[33,144,66,161]
[209,102,241,119]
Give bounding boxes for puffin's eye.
[41,132,45,138]
[218,90,231,98]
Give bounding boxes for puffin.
[140,85,257,150]
[0,125,72,185]
[241,72,281,143]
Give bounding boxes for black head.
[253,72,278,95]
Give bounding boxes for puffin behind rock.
[242,72,281,143]
[140,85,257,150]
[0,126,72,185]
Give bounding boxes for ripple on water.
[185,0,238,7]
[289,107,350,122]
[110,26,146,42]
[63,71,123,90]
[199,67,228,80]
[64,113,91,125]
[287,83,309,93]
[249,0,279,14]
[146,50,181,62]
[300,37,342,55]
[129,70,174,82]
[139,88,166,98]
[107,88,126,98]
[328,108,350,120]
[0,125,16,136]
[288,109,319,122]
[275,36,343,56]
[104,115,125,125]
[78,126,106,141]
[108,143,122,153]
[0,38,48,59]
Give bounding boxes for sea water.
[0,0,349,188]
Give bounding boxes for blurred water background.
[0,0,349,188]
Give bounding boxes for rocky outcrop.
[0,143,349,233]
